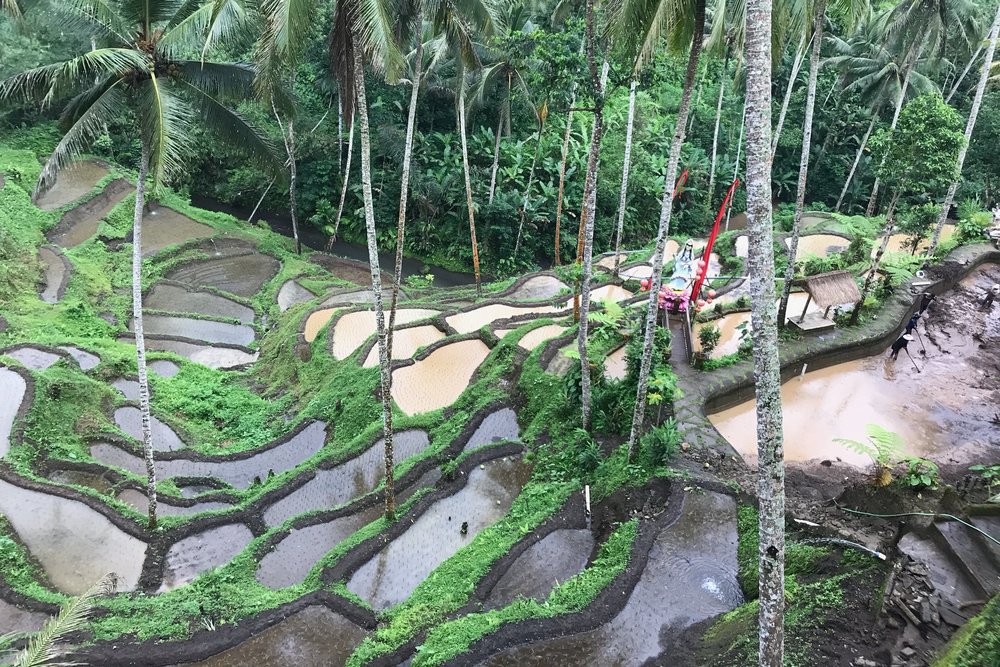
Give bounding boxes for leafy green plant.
[697,324,722,359]
[834,424,904,487]
[970,464,1000,499]
[403,272,435,289]
[903,458,939,491]
[638,418,680,467]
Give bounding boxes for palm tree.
[744,0,786,660]
[771,34,810,160]
[618,0,707,458]
[1,0,19,18]
[554,41,585,266]
[777,0,869,328]
[611,72,638,275]
[272,88,301,254]
[928,4,1000,255]
[1,0,278,530]
[327,110,354,248]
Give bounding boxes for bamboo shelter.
[789,270,862,332]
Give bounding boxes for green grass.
[933,594,1000,667]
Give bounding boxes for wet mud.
[391,340,491,415]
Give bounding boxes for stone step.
[931,521,1000,598]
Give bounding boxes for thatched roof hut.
[792,270,861,309]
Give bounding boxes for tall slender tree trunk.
[946,43,984,104]
[771,34,809,160]
[688,68,707,134]
[930,4,1000,255]
[708,61,727,209]
[866,45,921,217]
[555,42,585,266]
[613,76,639,275]
[777,0,826,328]
[746,0,785,659]
[389,14,424,360]
[514,114,544,257]
[458,79,482,297]
[627,0,705,457]
[328,114,355,249]
[725,100,746,231]
[337,92,344,173]
[487,114,503,205]
[577,0,605,429]
[834,115,876,212]
[249,177,275,223]
[852,192,901,324]
[273,97,301,254]
[354,51,396,519]
[132,148,158,530]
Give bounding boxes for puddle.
[165,253,280,298]
[263,430,430,527]
[0,599,46,635]
[116,489,231,517]
[481,491,741,666]
[786,234,849,258]
[35,160,108,210]
[38,247,66,303]
[464,409,520,452]
[877,224,957,257]
[604,346,628,380]
[147,284,255,323]
[346,456,533,610]
[5,347,61,370]
[508,276,568,301]
[303,308,338,343]
[114,407,185,451]
[332,309,439,359]
[47,178,133,248]
[0,368,27,457]
[49,469,114,495]
[391,340,491,415]
[141,338,258,369]
[175,605,367,667]
[257,504,383,588]
[578,285,634,306]
[132,315,255,347]
[620,264,653,280]
[159,523,254,592]
[0,479,147,594]
[142,207,213,256]
[58,345,100,370]
[278,280,316,312]
[484,529,594,610]
[362,325,446,367]
[150,359,181,377]
[112,378,140,400]
[91,421,327,489]
[496,324,565,351]
[448,305,563,335]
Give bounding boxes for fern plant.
[1,573,117,667]
[834,424,904,487]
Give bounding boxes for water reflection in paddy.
[35,161,108,210]
[0,368,27,457]
[484,528,594,611]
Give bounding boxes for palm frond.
[54,0,133,44]
[36,78,128,193]
[865,423,904,457]
[833,436,878,462]
[119,0,183,29]
[139,73,196,188]
[43,48,151,107]
[160,0,250,61]
[354,0,406,79]
[255,0,316,87]
[10,573,117,667]
[1,0,22,19]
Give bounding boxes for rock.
[853,658,879,667]
[680,442,690,452]
[900,647,916,659]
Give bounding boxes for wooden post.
[798,293,812,323]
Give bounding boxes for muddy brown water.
[604,346,628,380]
[277,280,315,312]
[165,252,279,298]
[596,254,627,270]
[464,408,521,452]
[38,247,66,303]
[35,161,108,211]
[496,324,566,351]
[47,178,133,248]
[331,309,439,359]
[303,308,339,343]
[131,315,255,347]
[0,368,27,458]
[0,479,147,594]
[49,469,115,495]
[114,407,185,452]
[447,304,564,335]
[785,234,849,258]
[620,264,654,280]
[58,345,100,370]
[159,523,254,592]
[876,224,957,257]
[508,276,568,301]
[263,430,431,528]
[142,207,213,256]
[479,491,741,666]
[391,340,491,415]
[346,456,533,611]
[91,421,327,489]
[5,346,61,370]
[695,293,822,357]
[141,338,257,369]
[147,284,255,323]
[362,325,445,367]
[172,605,367,667]
[484,528,595,611]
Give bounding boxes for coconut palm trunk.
[515,110,545,257]
[577,0,605,429]
[555,42,586,266]
[354,51,396,519]
[834,114,876,212]
[707,53,729,208]
[328,113,355,249]
[457,77,482,296]
[388,16,424,358]
[487,114,503,205]
[866,44,921,217]
[852,191,901,324]
[777,0,827,328]
[725,100,746,231]
[929,4,1000,255]
[131,148,158,530]
[946,43,983,103]
[626,0,706,457]
[771,34,809,160]
[612,75,639,275]
[745,0,785,659]
[273,99,301,254]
